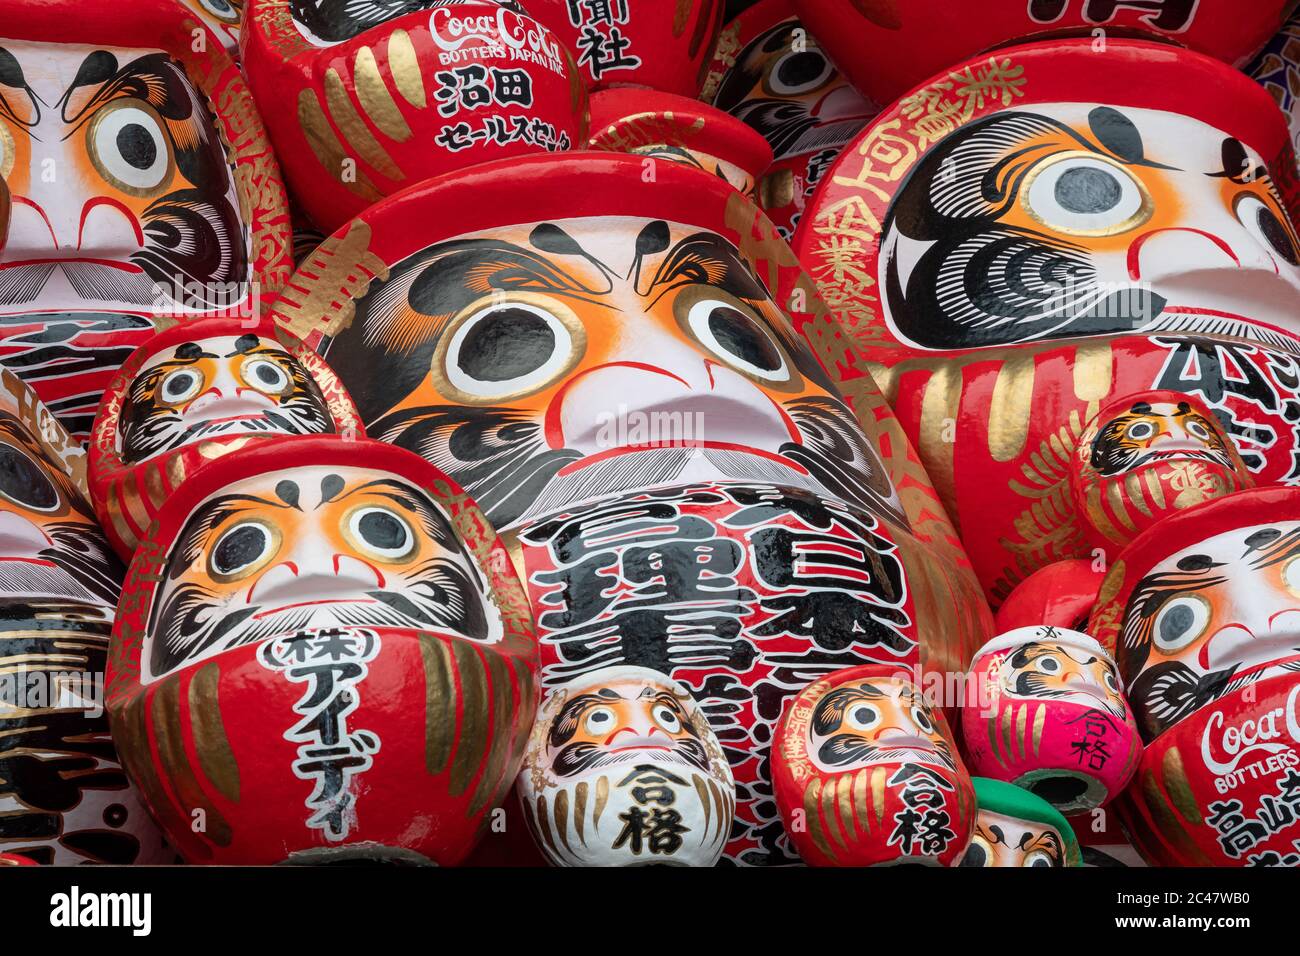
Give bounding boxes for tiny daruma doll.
[772,664,975,866]
[960,777,1082,867]
[89,318,362,558]
[962,627,1142,813]
[517,665,735,866]
[106,435,538,864]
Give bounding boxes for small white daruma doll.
[517,666,735,866]
[961,627,1143,813]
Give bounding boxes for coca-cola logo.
[429,7,561,60]
[1200,684,1300,776]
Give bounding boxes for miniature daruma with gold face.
[518,665,734,866]
[1089,485,1300,866]
[962,627,1141,813]
[106,435,537,864]
[772,665,975,866]
[89,318,362,558]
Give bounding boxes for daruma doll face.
[108,438,538,864]
[961,627,1142,813]
[518,665,735,867]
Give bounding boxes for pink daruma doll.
[962,627,1142,813]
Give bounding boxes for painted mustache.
[150,558,487,678]
[1010,671,1128,720]
[122,402,332,462]
[0,521,124,608]
[551,736,712,778]
[0,190,243,308]
[817,734,957,771]
[370,395,905,530]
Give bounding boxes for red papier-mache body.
[772,663,976,866]
[527,0,725,96]
[88,316,363,559]
[792,38,1300,608]
[792,0,1294,108]
[1089,485,1300,866]
[267,151,993,864]
[0,0,291,441]
[106,436,539,864]
[241,0,588,233]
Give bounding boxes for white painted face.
[0,40,247,315]
[806,675,956,773]
[144,464,502,683]
[881,103,1300,349]
[1120,520,1300,738]
[329,216,906,531]
[518,665,735,867]
[117,333,335,463]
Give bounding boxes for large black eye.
[161,368,203,404]
[846,704,879,732]
[89,100,172,194]
[1126,420,1155,441]
[685,297,791,382]
[768,49,832,95]
[209,521,277,579]
[0,443,59,511]
[439,298,583,402]
[1152,594,1211,653]
[347,506,415,561]
[1236,194,1300,265]
[1025,155,1147,235]
[242,358,291,395]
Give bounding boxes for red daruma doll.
[1089,485,1300,866]
[962,627,1142,813]
[88,317,363,559]
[105,435,538,864]
[772,665,975,866]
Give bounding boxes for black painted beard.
[148,558,488,678]
[731,99,864,160]
[121,402,333,463]
[1095,446,1233,477]
[551,736,712,779]
[1009,672,1128,720]
[369,395,908,531]
[817,734,956,771]
[0,190,244,309]
[1129,657,1300,741]
[0,522,124,608]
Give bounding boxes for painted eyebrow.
[642,232,769,308]
[329,478,429,511]
[1245,527,1300,570]
[987,825,1008,846]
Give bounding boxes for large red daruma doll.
[267,152,994,864]
[793,38,1300,607]
[241,0,588,233]
[772,664,976,866]
[791,0,1294,108]
[1088,485,1300,866]
[88,317,363,559]
[0,0,291,441]
[106,435,538,864]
